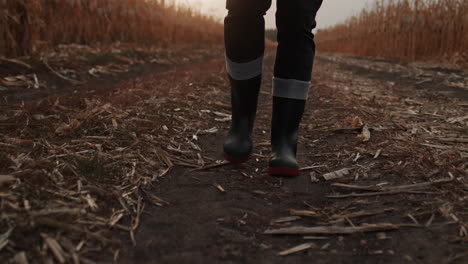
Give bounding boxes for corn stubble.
[316,0,468,64]
[0,0,223,57]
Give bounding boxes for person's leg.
[269,0,323,176]
[223,0,272,163]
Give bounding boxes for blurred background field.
[315,0,468,65]
[0,0,223,57]
[1,0,466,65]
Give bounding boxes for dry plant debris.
[277,242,317,256]
[0,49,228,262]
[322,168,351,181]
[265,223,399,235]
[0,46,467,262]
[259,52,467,259]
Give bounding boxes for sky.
[176,0,375,29]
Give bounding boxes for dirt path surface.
[119,54,467,263]
[1,50,466,263]
[0,44,221,106]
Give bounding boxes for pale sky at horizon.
[176,0,375,29]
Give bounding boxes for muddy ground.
[0,47,467,263]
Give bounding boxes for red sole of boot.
[224,154,251,164]
[268,167,300,177]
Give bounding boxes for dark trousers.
[225,0,323,100]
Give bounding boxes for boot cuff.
[272,77,310,100]
[225,54,264,81]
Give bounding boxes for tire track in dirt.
[316,54,468,102]
[0,46,221,106]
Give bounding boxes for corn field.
[315,0,468,64]
[0,0,223,57]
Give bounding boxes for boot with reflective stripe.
[268,96,305,176]
[223,75,261,163]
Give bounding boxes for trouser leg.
[269,0,323,176]
[273,0,323,99]
[225,0,271,65]
[223,0,272,163]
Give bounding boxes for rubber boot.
[268,96,305,177]
[223,75,261,163]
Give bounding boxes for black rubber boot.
[268,96,306,177]
[223,75,261,163]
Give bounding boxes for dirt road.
[0,49,466,263]
[120,54,467,263]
